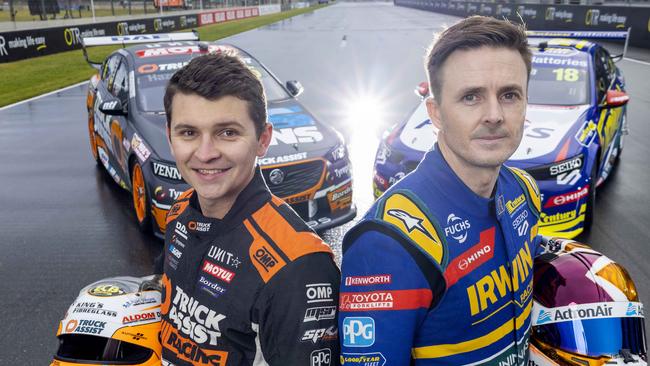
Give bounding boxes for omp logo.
[311,348,331,366]
[306,283,334,304]
[201,260,235,283]
[444,213,471,243]
[304,306,337,322]
[253,246,278,272]
[64,27,82,46]
[506,194,526,215]
[269,126,324,145]
[342,317,375,347]
[536,309,552,324]
[466,241,533,316]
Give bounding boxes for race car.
[373,31,630,238]
[82,33,355,237]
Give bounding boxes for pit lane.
[1,2,649,363]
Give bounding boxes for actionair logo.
[537,309,552,325]
[444,213,471,243]
[627,302,638,316]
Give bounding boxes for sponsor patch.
[311,348,332,366]
[201,260,235,283]
[339,289,431,311]
[306,283,334,304]
[533,301,644,326]
[506,194,526,215]
[342,317,375,347]
[207,245,242,268]
[340,352,387,366]
[344,274,391,287]
[197,276,228,299]
[88,284,127,297]
[444,213,471,244]
[544,185,589,208]
[301,325,337,344]
[444,228,495,287]
[130,133,151,162]
[304,306,337,322]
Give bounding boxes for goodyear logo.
[341,352,386,366]
[380,193,445,265]
[505,194,526,215]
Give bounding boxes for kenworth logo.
[466,242,533,316]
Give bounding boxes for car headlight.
[525,154,584,181]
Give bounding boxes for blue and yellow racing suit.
[339,145,543,366]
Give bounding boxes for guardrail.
[0,4,281,62]
[395,0,650,49]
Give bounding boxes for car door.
[107,56,131,176]
[593,48,623,161]
[93,54,121,165]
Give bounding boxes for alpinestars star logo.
[386,209,434,240]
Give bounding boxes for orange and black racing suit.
[158,169,340,366]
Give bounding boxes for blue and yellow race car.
[373,31,630,238]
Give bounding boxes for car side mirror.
[99,98,126,116]
[414,82,429,99]
[286,80,304,97]
[605,90,629,107]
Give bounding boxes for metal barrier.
[395,0,650,49]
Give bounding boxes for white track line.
[0,81,87,112]
[623,57,650,66]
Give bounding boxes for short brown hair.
[425,16,532,101]
[164,51,267,137]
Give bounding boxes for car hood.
[510,104,590,162]
[132,100,341,165]
[266,100,340,159]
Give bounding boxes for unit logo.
[343,317,375,347]
[311,348,331,366]
[304,306,337,322]
[201,260,235,283]
[444,213,471,243]
[207,245,241,268]
[345,274,391,287]
[306,283,334,304]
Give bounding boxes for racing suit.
[159,169,341,366]
[339,145,542,366]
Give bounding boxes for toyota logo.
[269,169,285,185]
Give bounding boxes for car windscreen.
[135,56,291,113]
[528,52,590,106]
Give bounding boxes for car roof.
[117,41,250,67]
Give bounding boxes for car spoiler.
[526,29,631,60]
[81,31,200,70]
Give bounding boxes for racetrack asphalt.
[1,2,649,363]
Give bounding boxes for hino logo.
[153,162,182,180]
[444,213,471,243]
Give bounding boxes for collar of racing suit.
[417,143,500,219]
[186,165,272,234]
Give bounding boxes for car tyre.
[131,160,152,232]
[583,160,598,232]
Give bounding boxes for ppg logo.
[342,317,375,347]
[310,348,331,366]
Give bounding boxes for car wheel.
[88,116,100,165]
[583,160,598,232]
[131,161,151,232]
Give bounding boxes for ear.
[256,123,273,157]
[425,97,443,130]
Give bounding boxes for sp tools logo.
[343,317,375,347]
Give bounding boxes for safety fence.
[0,4,281,62]
[395,0,650,49]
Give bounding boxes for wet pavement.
[1,2,649,364]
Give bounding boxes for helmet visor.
[533,302,647,358]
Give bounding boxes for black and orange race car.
[82,33,355,237]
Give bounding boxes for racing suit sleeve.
[339,224,443,366]
[253,252,341,366]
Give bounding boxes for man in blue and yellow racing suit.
[339,17,542,366]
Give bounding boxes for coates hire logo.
[444,213,471,243]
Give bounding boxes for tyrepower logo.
[344,274,391,287]
[201,260,235,283]
[544,185,589,208]
[306,283,334,304]
[342,317,375,347]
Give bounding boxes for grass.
[0,5,327,107]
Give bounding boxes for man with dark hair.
[339,16,542,365]
[158,52,341,366]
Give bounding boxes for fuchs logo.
[537,309,552,324]
[444,213,471,243]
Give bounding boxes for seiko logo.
[550,156,582,176]
[268,169,284,185]
[444,213,471,243]
[153,162,182,180]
